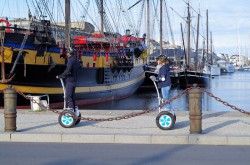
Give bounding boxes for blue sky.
[0,0,249,56]
[203,0,250,55]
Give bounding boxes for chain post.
[188,84,202,134]
[4,85,17,132]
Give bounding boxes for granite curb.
[1,133,250,145]
[1,110,250,145]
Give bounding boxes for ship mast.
[146,0,150,63]
[100,0,104,34]
[195,9,200,70]
[186,1,191,67]
[65,0,71,48]
[206,9,209,64]
[210,31,213,65]
[159,0,163,55]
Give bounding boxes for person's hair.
[158,57,166,63]
[157,55,166,64]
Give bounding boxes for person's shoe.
[74,106,80,116]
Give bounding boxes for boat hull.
[0,63,145,106]
[178,70,210,89]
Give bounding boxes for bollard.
[188,84,202,134]
[4,85,17,132]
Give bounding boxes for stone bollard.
[188,84,202,134]
[4,85,17,132]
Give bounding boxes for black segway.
[151,78,176,130]
[58,78,81,128]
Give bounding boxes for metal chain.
[0,88,8,94]
[79,87,193,122]
[3,85,249,121]
[199,87,250,116]
[4,86,191,121]
[12,88,61,115]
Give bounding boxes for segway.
[151,78,176,130]
[58,78,81,128]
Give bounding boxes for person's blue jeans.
[66,81,76,111]
[161,86,171,109]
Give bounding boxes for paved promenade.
[1,109,250,145]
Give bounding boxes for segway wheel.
[58,110,76,128]
[156,111,175,130]
[75,112,81,126]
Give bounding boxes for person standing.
[150,55,172,109]
[56,47,80,113]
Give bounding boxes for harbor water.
[80,71,250,112]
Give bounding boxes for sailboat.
[141,0,181,88]
[178,2,210,89]
[202,12,221,76]
[0,0,147,106]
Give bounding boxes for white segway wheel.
[156,111,175,130]
[58,110,76,128]
[75,112,81,126]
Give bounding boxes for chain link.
[14,88,62,115]
[199,87,250,116]
[0,88,8,94]
[1,86,249,121]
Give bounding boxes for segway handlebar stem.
[59,78,67,109]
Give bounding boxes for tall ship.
[0,0,147,106]
[178,4,211,89]
[141,0,210,89]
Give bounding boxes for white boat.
[235,65,250,71]
[217,60,235,73]
[203,64,221,76]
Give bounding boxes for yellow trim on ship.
[0,73,145,94]
[0,46,114,68]
[0,46,66,65]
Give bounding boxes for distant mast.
[195,9,200,70]
[186,1,191,67]
[206,9,209,64]
[146,0,150,63]
[100,0,104,34]
[210,31,213,65]
[65,0,71,48]
[160,0,163,55]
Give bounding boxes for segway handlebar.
[59,78,67,109]
[150,78,162,112]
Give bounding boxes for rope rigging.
[135,0,145,38]
[75,0,89,31]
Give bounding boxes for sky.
[201,0,250,56]
[0,0,249,56]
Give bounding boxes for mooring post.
[188,84,202,134]
[4,85,17,132]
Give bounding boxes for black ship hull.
[0,63,145,106]
[178,70,210,89]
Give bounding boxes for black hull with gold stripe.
[0,62,145,106]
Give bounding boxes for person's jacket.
[59,55,80,82]
[157,64,172,88]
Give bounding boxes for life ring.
[0,19,13,33]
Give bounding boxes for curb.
[1,133,250,145]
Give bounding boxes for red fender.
[0,19,12,33]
